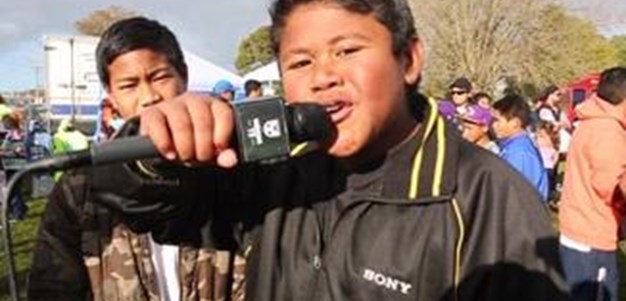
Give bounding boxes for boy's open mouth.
[325,101,353,123]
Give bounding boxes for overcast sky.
[1,0,625,92]
[0,0,272,91]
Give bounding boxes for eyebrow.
[112,66,172,83]
[328,33,371,45]
[283,33,372,57]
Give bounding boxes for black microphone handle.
[24,102,332,171]
[89,103,332,166]
[90,135,159,166]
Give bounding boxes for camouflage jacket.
[28,167,245,301]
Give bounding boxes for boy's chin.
[325,139,360,159]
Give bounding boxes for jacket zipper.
[304,212,325,301]
[303,194,453,300]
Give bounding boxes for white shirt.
[149,234,180,301]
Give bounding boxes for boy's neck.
[502,129,526,140]
[476,136,492,147]
[343,114,420,171]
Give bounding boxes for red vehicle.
[564,73,600,122]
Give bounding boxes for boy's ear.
[105,88,120,111]
[512,117,523,129]
[402,37,424,86]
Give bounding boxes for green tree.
[75,6,140,36]
[410,0,618,98]
[235,26,274,74]
[523,5,617,89]
[611,35,626,66]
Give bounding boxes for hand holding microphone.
[140,92,238,166]
[26,93,334,172]
[139,93,333,167]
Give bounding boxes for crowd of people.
[437,77,571,204]
[4,0,625,301]
[437,70,626,301]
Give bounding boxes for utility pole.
[34,65,43,101]
[69,37,76,119]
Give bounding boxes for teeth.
[326,103,343,113]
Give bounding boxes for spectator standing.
[535,121,559,202]
[449,77,473,115]
[558,67,626,301]
[0,95,14,121]
[0,115,27,220]
[536,85,573,155]
[212,79,236,102]
[244,79,263,99]
[473,91,493,109]
[52,119,88,154]
[28,17,245,301]
[459,104,499,154]
[492,94,549,201]
[437,77,473,129]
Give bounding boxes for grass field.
[0,199,45,301]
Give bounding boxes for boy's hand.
[139,92,238,168]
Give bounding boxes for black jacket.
[90,100,571,301]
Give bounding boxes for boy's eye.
[117,83,136,91]
[153,73,173,82]
[287,59,311,70]
[336,47,361,57]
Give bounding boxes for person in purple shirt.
[492,94,549,201]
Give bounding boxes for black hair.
[597,67,626,105]
[96,17,187,89]
[269,0,417,59]
[269,0,421,109]
[492,94,532,128]
[244,79,263,96]
[537,85,559,103]
[472,92,492,105]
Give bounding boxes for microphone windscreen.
[286,103,333,143]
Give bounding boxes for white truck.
[43,35,103,125]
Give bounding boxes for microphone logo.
[262,119,282,139]
[234,97,299,163]
[245,118,282,146]
[246,118,263,145]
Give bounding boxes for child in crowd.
[460,104,499,154]
[492,94,549,201]
[473,91,493,109]
[535,120,559,202]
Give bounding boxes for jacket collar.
[576,94,626,129]
[340,95,459,204]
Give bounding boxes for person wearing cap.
[436,77,473,128]
[449,77,473,115]
[460,104,499,154]
[213,79,236,102]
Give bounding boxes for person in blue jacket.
[492,93,549,201]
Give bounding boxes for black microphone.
[25,97,332,172]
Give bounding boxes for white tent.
[185,51,243,92]
[244,61,280,82]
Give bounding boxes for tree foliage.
[611,35,626,66]
[410,0,618,98]
[75,6,140,37]
[235,26,274,74]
